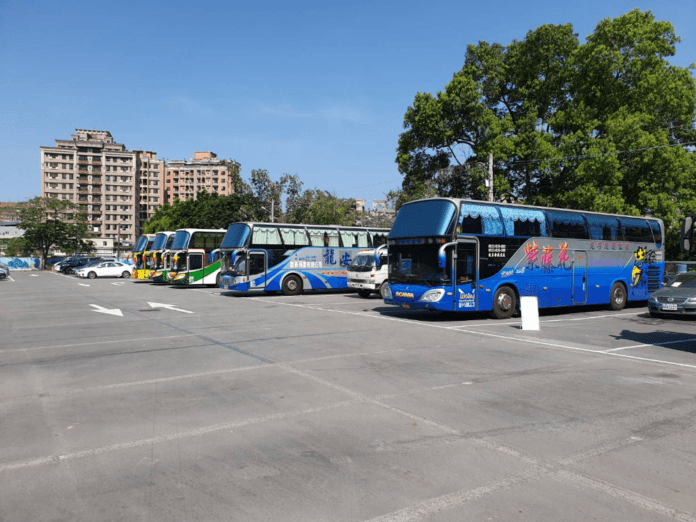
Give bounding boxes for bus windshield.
[134,235,149,252]
[151,233,168,251]
[222,224,251,249]
[170,231,191,251]
[389,244,449,286]
[389,200,457,239]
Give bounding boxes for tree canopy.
[17,197,95,268]
[395,9,696,257]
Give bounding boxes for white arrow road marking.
[147,302,194,314]
[29,274,39,277]
[111,282,125,286]
[90,304,123,317]
[78,283,90,287]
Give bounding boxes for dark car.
[61,257,101,274]
[648,273,696,317]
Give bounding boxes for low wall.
[0,257,41,270]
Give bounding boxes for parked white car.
[75,262,133,279]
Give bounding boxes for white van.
[347,245,388,298]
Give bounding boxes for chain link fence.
[664,261,696,281]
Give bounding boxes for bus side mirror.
[682,214,695,256]
[438,250,447,268]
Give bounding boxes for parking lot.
[1,271,696,521]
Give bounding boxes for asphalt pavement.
[1,270,695,521]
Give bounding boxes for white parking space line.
[249,298,696,372]
[603,337,696,352]
[7,276,14,282]
[448,311,642,330]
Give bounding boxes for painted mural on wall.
[0,257,40,270]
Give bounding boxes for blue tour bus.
[218,222,389,295]
[383,198,664,318]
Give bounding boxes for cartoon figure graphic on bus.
[632,247,647,287]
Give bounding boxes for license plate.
[662,303,678,311]
[401,304,410,309]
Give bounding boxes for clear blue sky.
[1,0,694,206]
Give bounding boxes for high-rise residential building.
[164,151,240,204]
[134,150,165,233]
[41,131,240,249]
[40,130,164,248]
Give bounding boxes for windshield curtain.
[389,245,449,286]
[134,235,149,252]
[151,233,168,251]
[222,224,251,249]
[170,231,191,251]
[389,200,457,239]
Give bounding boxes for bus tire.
[609,282,627,311]
[379,281,388,299]
[357,289,371,298]
[491,286,516,319]
[282,275,303,296]
[215,272,221,288]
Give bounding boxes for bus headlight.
[383,284,392,299]
[420,289,445,302]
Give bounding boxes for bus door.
[572,250,588,304]
[188,252,204,282]
[454,239,479,311]
[248,251,267,289]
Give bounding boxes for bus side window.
[548,210,589,239]
[189,255,203,271]
[587,215,621,241]
[621,218,653,243]
[370,231,387,247]
[459,216,482,235]
[514,220,540,237]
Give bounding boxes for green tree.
[17,197,95,269]
[285,190,358,226]
[396,9,696,257]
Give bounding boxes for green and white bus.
[169,228,226,286]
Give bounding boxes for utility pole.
[116,228,121,260]
[488,153,494,202]
[271,199,274,223]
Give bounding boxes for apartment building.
[40,130,163,247]
[164,151,240,204]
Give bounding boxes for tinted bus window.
[621,218,653,243]
[389,200,457,238]
[252,226,282,245]
[586,215,622,241]
[191,232,224,250]
[547,210,589,239]
[279,227,309,247]
[500,207,547,237]
[649,220,662,248]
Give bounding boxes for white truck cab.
[347,245,388,298]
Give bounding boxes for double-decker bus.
[146,231,176,283]
[218,223,389,295]
[169,228,226,286]
[384,198,664,318]
[130,233,156,280]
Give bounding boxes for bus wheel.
[379,281,388,299]
[357,289,371,298]
[609,282,626,310]
[492,286,516,319]
[215,273,221,287]
[282,275,303,296]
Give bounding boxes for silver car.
[648,273,696,317]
